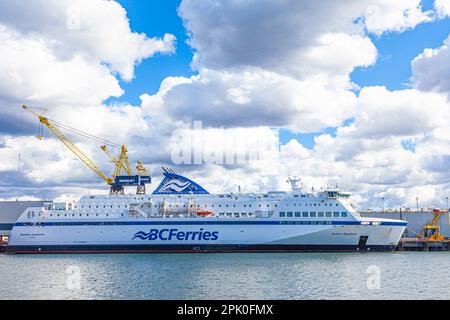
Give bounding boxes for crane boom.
[101,145,133,178]
[22,105,113,185]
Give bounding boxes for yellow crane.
[417,209,446,241]
[21,105,151,195]
[100,144,133,178]
[22,105,114,186]
[136,160,150,195]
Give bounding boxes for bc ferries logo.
[152,168,209,195]
[132,228,219,241]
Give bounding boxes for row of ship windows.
[279,211,348,218]
[215,211,348,218]
[76,202,340,209]
[27,212,124,218]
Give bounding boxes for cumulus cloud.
[179,0,429,74]
[435,0,450,18]
[412,34,450,95]
[0,0,176,81]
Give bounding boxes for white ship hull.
[7,217,406,253]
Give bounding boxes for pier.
[397,238,449,251]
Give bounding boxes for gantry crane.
[417,209,446,241]
[22,105,151,195]
[136,160,151,195]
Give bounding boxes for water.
[0,252,448,300]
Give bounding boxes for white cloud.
[412,34,450,95]
[0,25,123,107]
[435,0,450,18]
[0,0,176,81]
[179,0,429,74]
[363,0,432,36]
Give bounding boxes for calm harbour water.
[0,252,448,300]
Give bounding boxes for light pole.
[416,196,419,213]
[446,196,449,212]
[381,197,385,213]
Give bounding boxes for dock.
[397,238,450,251]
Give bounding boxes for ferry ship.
[6,168,407,253]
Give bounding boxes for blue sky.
[111,0,450,149]
[110,0,196,105]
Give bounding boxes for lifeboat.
[196,210,213,217]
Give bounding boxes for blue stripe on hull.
[6,244,397,254]
[14,220,407,227]
[0,223,15,230]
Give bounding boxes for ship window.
[333,212,339,217]
[267,204,269,207]
[341,212,348,218]
[318,212,324,217]
[88,206,91,208]
[287,212,293,217]
[279,212,286,217]
[244,204,246,207]
[295,212,301,217]
[96,206,98,208]
[233,204,236,207]
[326,212,332,217]
[302,212,308,217]
[313,203,317,207]
[227,213,232,217]
[226,204,229,207]
[234,213,239,217]
[275,204,278,207]
[125,205,127,208]
[219,205,222,207]
[310,212,316,217]
[336,204,339,206]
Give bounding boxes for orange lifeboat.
[196,210,213,217]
